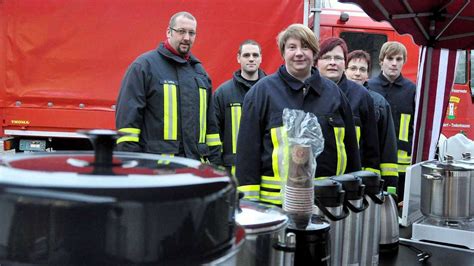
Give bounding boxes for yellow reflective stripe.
[380,163,399,177]
[231,165,236,177]
[163,84,178,140]
[117,128,141,144]
[334,127,347,175]
[260,190,282,205]
[398,164,409,172]
[261,175,282,189]
[118,128,141,134]
[158,154,174,165]
[238,185,260,200]
[116,136,139,144]
[399,113,411,142]
[270,127,289,180]
[199,88,207,143]
[315,176,329,181]
[363,167,381,175]
[260,198,282,205]
[206,133,222,146]
[356,126,361,148]
[397,150,411,164]
[230,104,242,153]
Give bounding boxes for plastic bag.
[278,108,325,227]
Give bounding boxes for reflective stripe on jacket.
[235,66,361,205]
[213,69,266,175]
[115,43,222,164]
[368,73,415,175]
[338,74,380,174]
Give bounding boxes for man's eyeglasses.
[347,65,368,73]
[170,27,196,37]
[320,55,345,62]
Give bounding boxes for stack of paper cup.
[283,144,314,228]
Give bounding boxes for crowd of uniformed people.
[115,11,416,205]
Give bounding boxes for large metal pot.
[420,156,474,221]
[0,130,240,265]
[235,200,294,266]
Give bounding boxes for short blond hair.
[277,24,319,57]
[379,41,407,63]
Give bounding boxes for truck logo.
[11,120,30,125]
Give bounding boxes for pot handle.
[423,174,443,180]
[346,197,369,213]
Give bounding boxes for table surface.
[379,226,474,266]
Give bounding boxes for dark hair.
[169,11,196,28]
[347,50,371,73]
[238,40,261,55]
[318,37,348,65]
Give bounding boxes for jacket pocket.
[146,140,180,154]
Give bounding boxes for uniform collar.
[378,72,406,87]
[233,69,266,91]
[278,65,323,95]
[157,42,200,64]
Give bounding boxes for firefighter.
[316,37,380,175]
[213,40,266,176]
[115,11,222,164]
[346,50,399,191]
[368,41,416,202]
[235,24,361,205]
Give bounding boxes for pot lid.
[421,159,474,171]
[236,200,288,234]
[0,130,232,201]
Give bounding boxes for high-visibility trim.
[118,128,141,134]
[363,167,381,175]
[261,175,282,190]
[231,165,236,177]
[158,154,174,165]
[116,136,139,144]
[117,128,141,144]
[270,127,289,181]
[315,176,328,181]
[230,104,242,154]
[356,126,361,147]
[334,127,347,175]
[238,185,260,200]
[398,164,409,173]
[397,150,411,164]
[260,190,282,205]
[399,113,411,142]
[380,163,399,177]
[206,133,222,146]
[199,88,207,143]
[163,83,178,140]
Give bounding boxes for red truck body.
[0,0,303,150]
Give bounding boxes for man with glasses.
[316,37,380,176]
[213,40,266,176]
[115,11,222,165]
[347,50,399,191]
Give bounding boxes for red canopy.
[339,0,474,163]
[339,0,474,49]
